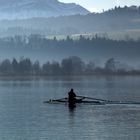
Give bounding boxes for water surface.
[0,76,140,140]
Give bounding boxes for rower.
[68,88,76,107]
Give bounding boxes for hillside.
[0,6,140,37]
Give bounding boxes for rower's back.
[68,89,76,106]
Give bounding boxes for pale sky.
[59,0,140,12]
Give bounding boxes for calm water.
[0,76,140,140]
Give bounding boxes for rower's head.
[70,88,74,92]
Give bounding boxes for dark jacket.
[68,90,76,104]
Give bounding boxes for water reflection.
[68,105,76,130]
[69,106,76,114]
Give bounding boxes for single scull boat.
[44,96,140,105]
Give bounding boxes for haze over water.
[0,76,140,140]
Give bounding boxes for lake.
[0,76,140,140]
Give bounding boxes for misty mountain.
[0,6,140,37]
[0,0,89,19]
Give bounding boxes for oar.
[55,97,67,101]
[43,97,67,103]
[77,96,140,105]
[76,96,110,102]
[52,97,68,102]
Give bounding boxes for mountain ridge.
[0,6,140,38]
[0,0,89,19]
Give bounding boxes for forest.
[0,34,139,76]
[0,56,140,76]
[0,34,140,48]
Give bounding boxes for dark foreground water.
[0,76,140,140]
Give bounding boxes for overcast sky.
[59,0,140,12]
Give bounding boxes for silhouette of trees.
[0,34,140,76]
[18,58,32,74]
[12,58,19,73]
[104,58,116,73]
[0,59,12,74]
[61,56,84,75]
[51,61,61,75]
[0,56,139,76]
[0,34,140,52]
[85,61,95,75]
[42,62,51,75]
[32,60,41,75]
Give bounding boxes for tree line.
[0,34,140,49]
[0,56,140,76]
